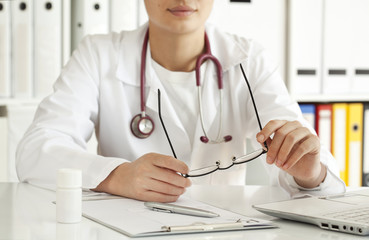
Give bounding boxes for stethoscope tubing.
[198,86,224,144]
[135,28,230,143]
[140,30,150,114]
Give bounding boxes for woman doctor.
[16,0,345,203]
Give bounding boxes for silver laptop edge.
[253,189,369,236]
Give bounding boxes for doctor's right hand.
[93,153,191,203]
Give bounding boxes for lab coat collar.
[115,23,148,87]
[114,23,249,86]
[204,23,250,73]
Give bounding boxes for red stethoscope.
[130,30,232,144]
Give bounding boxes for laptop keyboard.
[324,207,369,224]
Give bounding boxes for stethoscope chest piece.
[130,113,154,139]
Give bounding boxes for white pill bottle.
[56,168,82,223]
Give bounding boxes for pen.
[144,202,220,218]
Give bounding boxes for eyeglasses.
[158,64,268,178]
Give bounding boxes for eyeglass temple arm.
[157,89,177,159]
[240,64,268,151]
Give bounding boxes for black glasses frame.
[158,64,268,178]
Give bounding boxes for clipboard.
[82,196,276,237]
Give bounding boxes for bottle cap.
[57,168,82,188]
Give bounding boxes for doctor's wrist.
[91,162,130,195]
[294,163,327,189]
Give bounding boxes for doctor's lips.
[168,6,196,17]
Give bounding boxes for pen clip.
[151,207,172,213]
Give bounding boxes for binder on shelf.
[0,1,11,98]
[62,0,71,65]
[346,103,363,187]
[288,0,323,95]
[0,107,7,181]
[299,104,316,129]
[350,0,369,94]
[315,104,332,152]
[11,0,34,98]
[322,0,351,94]
[362,103,369,186]
[332,103,348,184]
[110,0,138,32]
[71,0,110,51]
[34,0,63,99]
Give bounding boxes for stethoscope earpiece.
[130,114,154,139]
[200,136,209,143]
[224,135,232,142]
[200,135,232,144]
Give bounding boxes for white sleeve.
[16,35,126,191]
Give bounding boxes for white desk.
[0,183,365,240]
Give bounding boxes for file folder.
[62,0,71,65]
[315,104,332,152]
[71,0,109,51]
[110,0,138,32]
[11,0,34,98]
[299,104,316,129]
[0,107,7,181]
[322,0,351,94]
[346,103,363,187]
[0,1,11,98]
[363,103,369,186]
[350,0,369,94]
[288,0,323,95]
[332,103,348,184]
[34,0,63,99]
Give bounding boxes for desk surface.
[0,183,366,240]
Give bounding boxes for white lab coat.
[16,23,345,197]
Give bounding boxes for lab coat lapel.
[144,46,192,159]
[144,45,185,134]
[114,25,147,87]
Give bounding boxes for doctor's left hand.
[93,153,191,203]
[256,120,327,189]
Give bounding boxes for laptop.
[253,188,369,236]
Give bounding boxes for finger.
[152,154,189,174]
[138,190,180,203]
[264,138,275,164]
[275,127,311,167]
[146,178,186,196]
[263,121,302,165]
[256,119,287,143]
[150,166,191,188]
[281,135,320,170]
